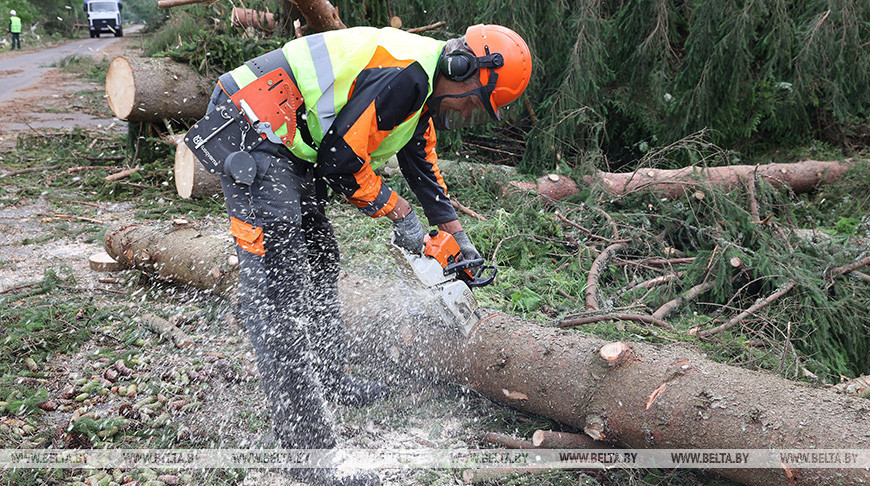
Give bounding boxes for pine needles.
[380,0,870,169]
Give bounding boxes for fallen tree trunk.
[512,160,853,201]
[174,159,852,208]
[105,56,213,122]
[104,224,870,486]
[174,135,221,199]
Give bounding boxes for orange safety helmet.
[464,24,532,120]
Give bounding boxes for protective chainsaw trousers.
[209,88,350,450]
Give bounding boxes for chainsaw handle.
[465,264,497,288]
[443,258,485,275]
[443,259,498,288]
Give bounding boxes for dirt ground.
[0,33,133,288]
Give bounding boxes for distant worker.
[8,10,21,50]
[190,24,531,485]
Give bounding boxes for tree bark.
[105,56,213,122]
[103,224,239,298]
[174,135,221,199]
[103,224,870,486]
[283,0,345,32]
[231,8,276,32]
[516,160,853,201]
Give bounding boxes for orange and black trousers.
[208,86,344,450]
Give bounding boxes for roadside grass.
[52,54,111,84]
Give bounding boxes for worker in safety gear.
[204,24,531,486]
[8,10,21,50]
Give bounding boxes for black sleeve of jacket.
[397,114,458,226]
[315,63,430,216]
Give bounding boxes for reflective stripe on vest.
[229,28,445,166]
[10,16,21,34]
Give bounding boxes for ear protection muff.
[438,46,505,82]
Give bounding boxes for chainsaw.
[389,230,496,337]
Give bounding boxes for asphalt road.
[0,25,142,104]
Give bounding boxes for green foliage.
[0,269,111,390]
[375,0,870,171]
[123,0,162,24]
[834,217,861,235]
[52,55,112,84]
[144,8,284,77]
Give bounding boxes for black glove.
[391,211,425,254]
[452,230,481,261]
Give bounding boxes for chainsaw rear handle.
[443,259,498,288]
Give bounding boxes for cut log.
[231,8,276,32]
[103,224,238,298]
[515,160,853,201]
[89,251,127,272]
[174,136,221,199]
[103,224,870,486]
[105,56,213,122]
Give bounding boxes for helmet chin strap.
[428,71,500,130]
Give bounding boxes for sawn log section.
[104,224,870,486]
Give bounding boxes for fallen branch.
[450,198,486,221]
[68,165,120,173]
[652,280,715,320]
[556,312,672,330]
[138,312,194,348]
[746,172,761,222]
[404,20,446,34]
[50,214,106,225]
[585,242,628,311]
[554,210,618,243]
[82,155,126,162]
[828,255,870,279]
[623,272,684,292]
[696,281,797,339]
[0,165,62,178]
[643,257,696,266]
[592,206,619,240]
[849,271,870,284]
[105,167,141,182]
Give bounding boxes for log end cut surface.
[174,142,197,199]
[105,56,135,120]
[89,251,126,272]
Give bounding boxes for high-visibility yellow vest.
[10,16,21,34]
[226,27,445,168]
